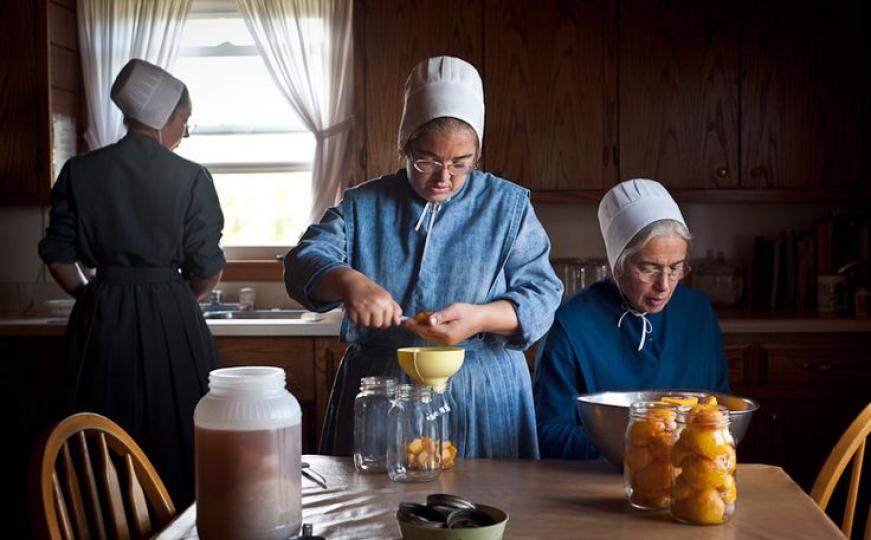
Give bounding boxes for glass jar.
[671,404,736,525]
[430,382,458,469]
[624,401,679,510]
[386,384,440,482]
[353,376,396,473]
[194,367,302,540]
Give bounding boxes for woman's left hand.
[402,303,485,345]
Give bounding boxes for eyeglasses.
[631,262,691,284]
[410,157,476,177]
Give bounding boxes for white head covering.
[110,59,185,130]
[598,178,687,272]
[398,56,485,151]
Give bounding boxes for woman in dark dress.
[38,59,225,506]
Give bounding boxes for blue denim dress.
[285,169,563,458]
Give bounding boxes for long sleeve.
[180,168,225,279]
[283,204,349,312]
[533,319,600,459]
[39,162,79,264]
[494,197,563,349]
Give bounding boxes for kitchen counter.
[0,311,342,337]
[1,310,869,337]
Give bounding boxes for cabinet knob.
[750,166,764,177]
[769,412,778,422]
[716,167,729,178]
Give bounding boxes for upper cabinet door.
[0,0,50,205]
[741,1,863,188]
[484,0,614,191]
[619,0,739,189]
[361,0,483,179]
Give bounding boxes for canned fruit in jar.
[405,437,439,470]
[671,404,736,525]
[671,487,726,525]
[625,404,679,510]
[441,440,458,469]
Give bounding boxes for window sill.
[223,259,283,281]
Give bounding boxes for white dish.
[45,299,75,317]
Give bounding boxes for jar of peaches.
[386,384,441,482]
[624,401,679,510]
[670,403,737,525]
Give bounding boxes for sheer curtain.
[78,0,192,149]
[235,0,354,224]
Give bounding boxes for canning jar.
[353,376,396,473]
[671,404,736,525]
[624,401,679,510]
[194,366,302,540]
[430,382,458,469]
[386,384,440,482]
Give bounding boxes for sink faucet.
[209,289,224,305]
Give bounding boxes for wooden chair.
[810,402,871,539]
[31,412,176,540]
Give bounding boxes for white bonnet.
[398,56,485,151]
[111,59,185,130]
[598,178,687,271]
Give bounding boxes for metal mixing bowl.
[575,389,759,467]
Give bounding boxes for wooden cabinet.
[722,332,871,491]
[741,1,864,190]
[483,0,615,191]
[0,0,51,205]
[214,336,345,454]
[358,0,482,179]
[618,0,739,189]
[355,0,867,201]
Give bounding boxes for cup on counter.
[239,287,256,310]
[817,275,847,313]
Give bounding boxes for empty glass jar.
[353,376,396,473]
[386,384,440,482]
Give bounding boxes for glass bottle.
[671,404,736,525]
[430,382,458,469]
[194,367,302,539]
[624,401,679,510]
[386,384,440,482]
[353,376,396,473]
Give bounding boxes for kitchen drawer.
[761,343,871,389]
[215,336,316,401]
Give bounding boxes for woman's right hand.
[321,268,402,328]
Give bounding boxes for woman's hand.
[404,300,520,345]
[325,268,402,328]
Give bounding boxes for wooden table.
[154,456,845,539]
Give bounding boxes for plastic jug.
[194,367,302,539]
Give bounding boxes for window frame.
[177,0,313,267]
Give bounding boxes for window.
[173,0,315,255]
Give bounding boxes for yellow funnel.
[397,347,465,390]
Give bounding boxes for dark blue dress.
[533,279,730,459]
[38,132,225,506]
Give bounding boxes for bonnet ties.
[414,201,442,262]
[617,302,653,351]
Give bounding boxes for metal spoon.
[301,461,328,489]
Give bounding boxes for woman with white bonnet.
[285,56,563,458]
[533,178,729,459]
[39,59,224,505]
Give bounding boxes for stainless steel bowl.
[575,389,759,467]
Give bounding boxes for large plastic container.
[194,367,302,540]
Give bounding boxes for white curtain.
[78,0,192,149]
[235,0,354,224]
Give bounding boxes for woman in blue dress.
[533,179,730,459]
[284,56,563,458]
